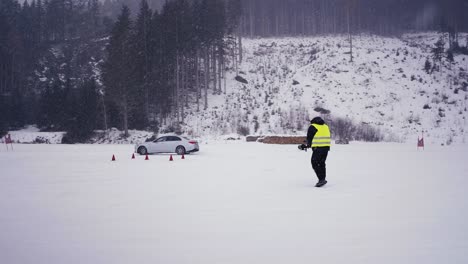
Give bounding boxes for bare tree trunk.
[233,36,239,75]
[101,93,108,131]
[185,59,188,122]
[301,10,305,35]
[275,14,279,35]
[218,50,222,95]
[180,57,184,124]
[0,62,4,93]
[175,54,180,122]
[249,1,254,37]
[123,97,129,137]
[204,47,209,110]
[143,15,149,124]
[159,103,164,128]
[0,63,2,93]
[223,60,227,94]
[212,46,217,95]
[238,33,243,63]
[11,54,15,92]
[196,49,200,112]
[347,7,354,63]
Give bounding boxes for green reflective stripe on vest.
[312,143,331,147]
[311,124,331,147]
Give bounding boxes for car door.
[166,136,182,152]
[151,136,169,153]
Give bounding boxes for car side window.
[169,136,181,141]
[155,137,166,142]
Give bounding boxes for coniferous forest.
[1,0,467,142]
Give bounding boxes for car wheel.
[176,146,186,155]
[138,146,148,155]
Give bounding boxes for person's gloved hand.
[298,144,307,151]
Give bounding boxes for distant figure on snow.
[298,117,331,187]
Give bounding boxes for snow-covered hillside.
[184,33,468,145]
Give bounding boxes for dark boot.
[315,180,328,187]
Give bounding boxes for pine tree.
[103,5,133,136]
[131,0,153,129]
[38,80,67,130]
[63,78,98,143]
[148,8,165,125]
[226,0,242,66]
[447,50,454,63]
[424,58,432,74]
[45,0,66,41]
[432,37,445,71]
[226,0,242,35]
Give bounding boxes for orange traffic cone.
[181,154,185,160]
[132,153,135,159]
[169,155,173,161]
[145,154,149,160]
[112,155,116,161]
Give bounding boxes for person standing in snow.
[299,117,331,187]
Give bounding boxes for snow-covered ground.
[3,127,153,145]
[183,33,468,144]
[4,125,66,144]
[1,142,467,264]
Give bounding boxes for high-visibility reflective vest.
[311,124,331,147]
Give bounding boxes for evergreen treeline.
[103,0,242,136]
[0,0,108,139]
[101,0,164,19]
[0,0,242,140]
[239,0,468,37]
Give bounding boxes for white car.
[135,135,199,155]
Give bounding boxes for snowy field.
[1,142,467,264]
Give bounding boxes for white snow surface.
[1,142,467,264]
[3,127,152,145]
[6,125,65,144]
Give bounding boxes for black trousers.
[311,147,329,181]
